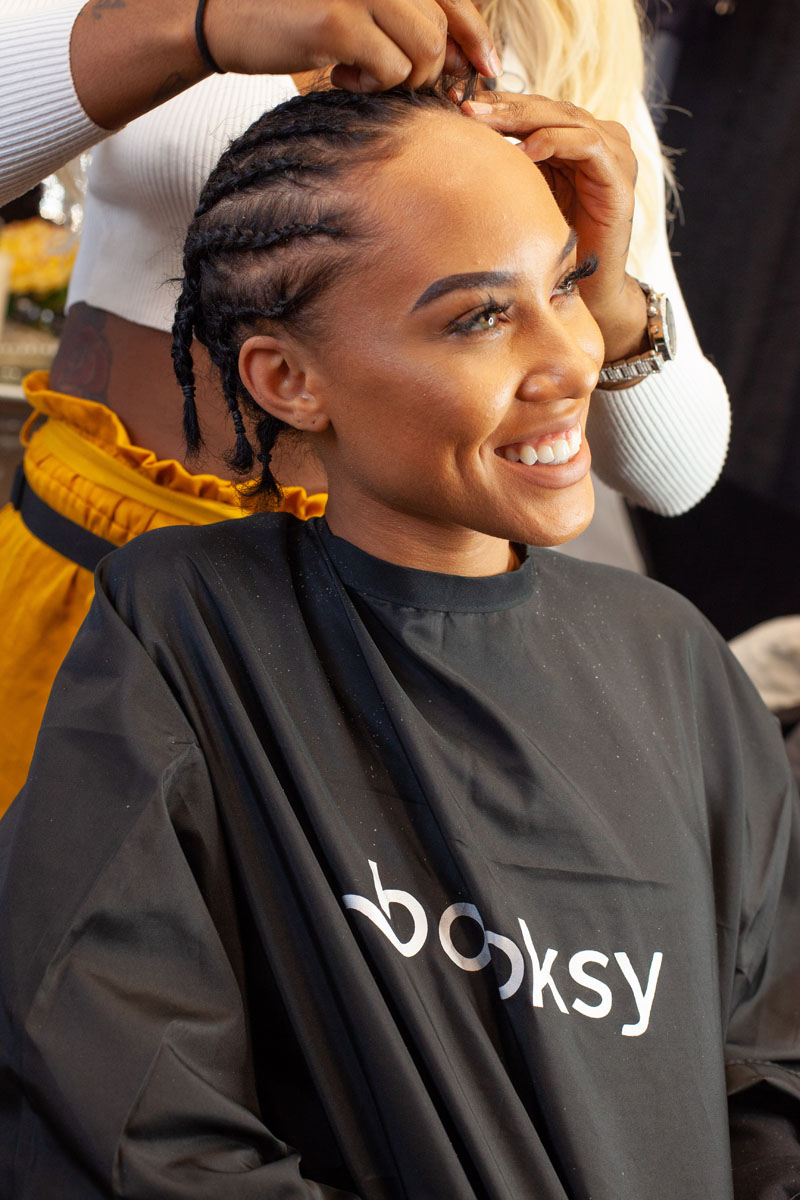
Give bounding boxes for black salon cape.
[2,515,800,1199]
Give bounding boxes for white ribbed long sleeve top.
[586,90,730,516]
[0,1,99,206]
[0,1,729,516]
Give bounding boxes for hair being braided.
[171,84,467,506]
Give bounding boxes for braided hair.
[171,84,470,506]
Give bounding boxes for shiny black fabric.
[1,514,799,1198]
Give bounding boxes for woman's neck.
[49,303,327,492]
[324,493,516,578]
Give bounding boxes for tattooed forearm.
[152,72,190,106]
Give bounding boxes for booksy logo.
[343,859,663,1037]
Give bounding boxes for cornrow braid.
[172,85,464,504]
[194,159,327,218]
[182,221,343,261]
[210,102,385,161]
[172,219,346,501]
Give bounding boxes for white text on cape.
[343,859,663,1038]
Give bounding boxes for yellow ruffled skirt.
[0,371,326,814]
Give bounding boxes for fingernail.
[359,72,382,93]
[489,51,503,77]
[464,101,493,114]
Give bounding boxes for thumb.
[329,64,384,92]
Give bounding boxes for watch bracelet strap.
[598,353,665,385]
[597,280,673,386]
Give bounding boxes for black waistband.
[11,465,117,572]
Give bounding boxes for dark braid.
[170,273,203,454]
[172,84,466,505]
[193,159,327,218]
[182,221,344,259]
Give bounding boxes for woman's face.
[278,110,604,573]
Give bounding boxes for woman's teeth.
[502,424,582,466]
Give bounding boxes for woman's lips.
[496,420,583,466]
[494,420,591,488]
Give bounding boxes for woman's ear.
[238,334,330,432]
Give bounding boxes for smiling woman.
[173,87,605,572]
[2,88,800,1199]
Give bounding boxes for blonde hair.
[485,0,661,274]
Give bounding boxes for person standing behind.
[0,0,497,205]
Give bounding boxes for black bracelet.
[195,0,226,75]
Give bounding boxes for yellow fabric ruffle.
[0,372,327,816]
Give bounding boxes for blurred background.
[0,158,85,504]
[636,0,800,641]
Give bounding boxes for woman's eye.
[555,275,580,297]
[474,310,501,330]
[554,254,599,298]
[448,299,511,335]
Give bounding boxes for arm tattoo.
[152,72,189,106]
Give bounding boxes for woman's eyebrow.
[411,271,517,312]
[410,230,579,313]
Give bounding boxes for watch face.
[663,295,677,360]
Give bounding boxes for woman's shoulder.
[115,508,297,554]
[533,548,719,644]
[530,549,771,727]
[98,510,304,600]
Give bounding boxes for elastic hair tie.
[195,0,226,75]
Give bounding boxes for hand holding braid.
[68,0,498,133]
[199,0,500,89]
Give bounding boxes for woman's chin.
[537,518,593,548]
[494,476,596,548]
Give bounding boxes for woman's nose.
[515,313,602,403]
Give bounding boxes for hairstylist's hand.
[461,93,648,364]
[71,0,500,135]
[205,0,502,90]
